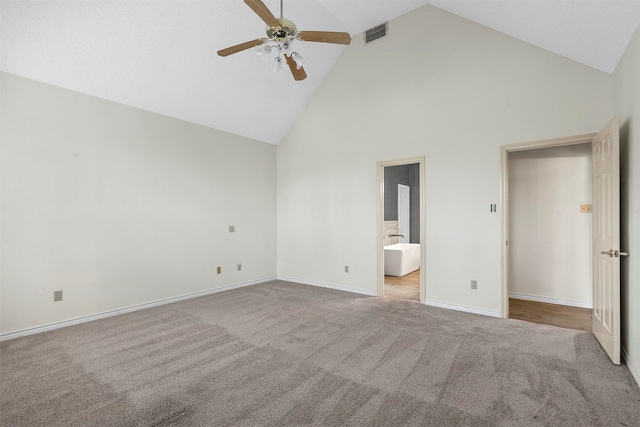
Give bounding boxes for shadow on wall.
[619,118,630,351]
[384,163,420,243]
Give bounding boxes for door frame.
[500,133,596,318]
[377,156,426,303]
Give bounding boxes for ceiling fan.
[217,0,351,81]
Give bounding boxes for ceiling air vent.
[364,22,388,44]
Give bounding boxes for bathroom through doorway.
[377,157,426,303]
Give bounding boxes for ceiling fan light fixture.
[272,56,284,73]
[291,52,304,69]
[217,0,352,81]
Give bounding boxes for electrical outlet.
[217,266,221,274]
[580,204,592,213]
[237,264,242,271]
[229,225,235,233]
[345,265,349,273]
[471,280,478,290]
[53,290,63,302]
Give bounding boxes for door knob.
[601,249,630,257]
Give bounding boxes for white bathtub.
[384,243,420,277]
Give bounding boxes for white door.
[398,184,410,243]
[592,117,626,365]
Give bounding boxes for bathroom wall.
[409,163,420,243]
[384,163,420,243]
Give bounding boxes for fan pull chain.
[280,0,283,19]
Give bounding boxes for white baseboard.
[622,346,640,389]
[509,292,592,309]
[277,276,377,297]
[0,277,276,342]
[425,299,501,318]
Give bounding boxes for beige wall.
[613,21,640,386]
[277,5,613,314]
[0,72,277,334]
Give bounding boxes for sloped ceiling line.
[1,0,639,145]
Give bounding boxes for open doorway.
[501,135,594,330]
[502,120,622,363]
[377,157,426,303]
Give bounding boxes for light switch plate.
[580,204,592,213]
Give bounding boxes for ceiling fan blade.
[285,54,307,81]
[244,0,279,28]
[298,31,351,45]
[217,39,265,57]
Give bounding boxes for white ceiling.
[2,1,639,145]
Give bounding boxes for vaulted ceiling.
[2,1,639,145]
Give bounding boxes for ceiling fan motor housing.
[267,18,298,41]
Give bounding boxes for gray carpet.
[1,280,639,426]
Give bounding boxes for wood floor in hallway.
[509,298,592,331]
[384,269,420,301]
[384,273,591,331]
